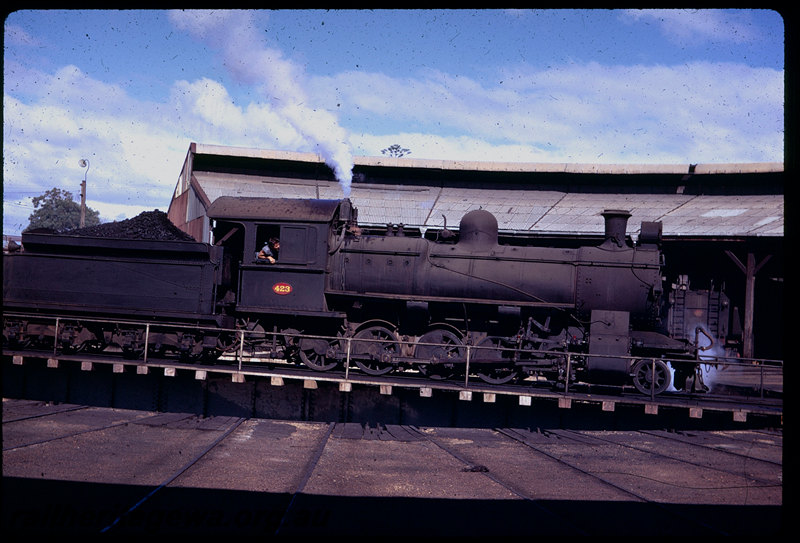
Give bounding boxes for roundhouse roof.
[174,143,784,239]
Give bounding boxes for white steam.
[169,10,353,196]
[666,322,727,392]
[693,323,726,389]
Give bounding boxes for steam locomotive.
[3,197,738,395]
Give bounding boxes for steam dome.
[459,209,498,250]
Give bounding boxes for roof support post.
[725,250,771,359]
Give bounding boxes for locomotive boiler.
[3,197,737,395]
[330,204,668,384]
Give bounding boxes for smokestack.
[601,210,631,248]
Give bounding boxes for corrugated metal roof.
[187,144,784,236]
[194,171,783,237]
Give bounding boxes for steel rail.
[100,416,247,533]
[274,422,336,536]
[415,427,591,536]
[495,427,730,535]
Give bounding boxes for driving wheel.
[351,325,399,375]
[474,336,519,385]
[416,328,463,380]
[299,337,338,371]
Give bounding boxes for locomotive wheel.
[63,339,106,355]
[351,325,399,375]
[474,336,519,385]
[83,339,107,354]
[122,346,144,360]
[415,328,464,380]
[214,333,239,357]
[299,338,338,371]
[632,359,671,395]
[238,320,267,358]
[4,336,31,349]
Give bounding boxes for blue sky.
[3,9,785,236]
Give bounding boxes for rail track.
[2,400,783,535]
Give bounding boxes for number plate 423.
[272,282,293,295]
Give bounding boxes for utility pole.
[79,159,89,227]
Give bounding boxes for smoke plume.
[169,10,353,196]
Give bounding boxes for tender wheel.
[299,337,338,371]
[83,339,107,354]
[416,328,464,380]
[474,336,519,385]
[632,359,671,395]
[351,325,399,375]
[122,346,144,360]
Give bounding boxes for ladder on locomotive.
[707,289,721,338]
[672,289,687,341]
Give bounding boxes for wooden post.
[725,250,771,359]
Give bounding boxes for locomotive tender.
[3,197,737,395]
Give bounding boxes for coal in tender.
[64,210,196,241]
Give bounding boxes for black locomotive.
[3,197,738,395]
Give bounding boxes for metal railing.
[3,312,784,399]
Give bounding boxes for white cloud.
[352,132,556,163]
[620,9,764,45]
[3,10,784,236]
[314,60,783,163]
[3,24,40,47]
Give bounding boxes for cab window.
[255,224,316,265]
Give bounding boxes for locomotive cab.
[207,197,350,318]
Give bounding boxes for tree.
[25,187,101,233]
[381,144,412,158]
